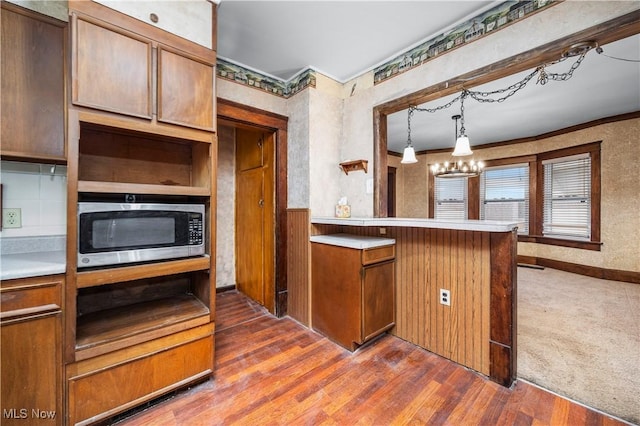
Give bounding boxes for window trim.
[534,141,601,250]
[428,143,602,251]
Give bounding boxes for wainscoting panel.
[286,209,311,326]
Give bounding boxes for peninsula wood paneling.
[286,209,311,326]
[312,224,491,377]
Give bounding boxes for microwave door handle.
[108,219,116,243]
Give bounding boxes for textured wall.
[93,0,213,48]
[309,75,344,217]
[215,125,236,288]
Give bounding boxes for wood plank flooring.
[115,291,626,426]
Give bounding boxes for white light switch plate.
[366,178,374,194]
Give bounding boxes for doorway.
[217,98,289,316]
[387,166,396,217]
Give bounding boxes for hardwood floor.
[116,291,625,426]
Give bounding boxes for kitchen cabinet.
[311,234,396,351]
[1,2,66,162]
[1,275,64,426]
[70,0,215,131]
[64,2,218,424]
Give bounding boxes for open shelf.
[77,180,210,197]
[75,294,210,360]
[77,256,211,288]
[78,121,211,191]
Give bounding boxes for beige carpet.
[517,267,640,424]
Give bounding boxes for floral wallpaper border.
[216,0,556,97]
[217,58,316,99]
[373,0,556,85]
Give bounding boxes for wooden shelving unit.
[64,1,218,423]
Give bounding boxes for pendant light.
[401,107,418,164]
[452,91,473,156]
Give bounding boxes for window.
[434,177,467,220]
[427,141,600,250]
[480,164,529,234]
[542,154,591,240]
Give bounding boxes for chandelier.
[399,41,597,178]
[431,113,484,178]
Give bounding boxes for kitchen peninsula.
[302,216,518,387]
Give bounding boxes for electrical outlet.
[440,288,451,306]
[2,208,22,228]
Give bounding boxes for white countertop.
[1,250,66,281]
[310,233,395,249]
[311,217,518,233]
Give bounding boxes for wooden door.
[235,128,275,309]
[1,315,62,425]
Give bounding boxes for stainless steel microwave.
[78,202,205,268]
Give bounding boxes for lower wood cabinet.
[311,235,396,351]
[66,323,214,426]
[1,275,63,425]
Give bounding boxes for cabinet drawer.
[1,275,63,318]
[68,333,213,425]
[362,245,395,266]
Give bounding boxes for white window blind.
[480,164,529,234]
[434,177,467,220]
[543,154,591,240]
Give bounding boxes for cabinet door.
[362,260,395,342]
[157,46,215,131]
[1,4,65,160]
[72,13,152,119]
[1,314,62,425]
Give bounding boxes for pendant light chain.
[411,52,588,112]
[405,50,591,174]
[459,92,466,136]
[406,106,415,146]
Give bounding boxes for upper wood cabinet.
[72,15,152,120]
[157,47,215,130]
[70,1,216,132]
[0,2,66,161]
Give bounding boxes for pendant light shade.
[401,106,418,164]
[452,135,473,156]
[401,146,417,164]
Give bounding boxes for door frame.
[217,98,289,316]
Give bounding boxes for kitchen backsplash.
[0,160,67,237]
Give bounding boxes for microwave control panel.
[188,214,204,245]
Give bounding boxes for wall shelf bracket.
[339,160,368,175]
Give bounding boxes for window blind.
[543,154,591,240]
[434,177,467,220]
[480,164,529,234]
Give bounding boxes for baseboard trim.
[216,285,236,293]
[517,256,640,284]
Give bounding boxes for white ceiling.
[217,0,495,81]
[217,1,640,153]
